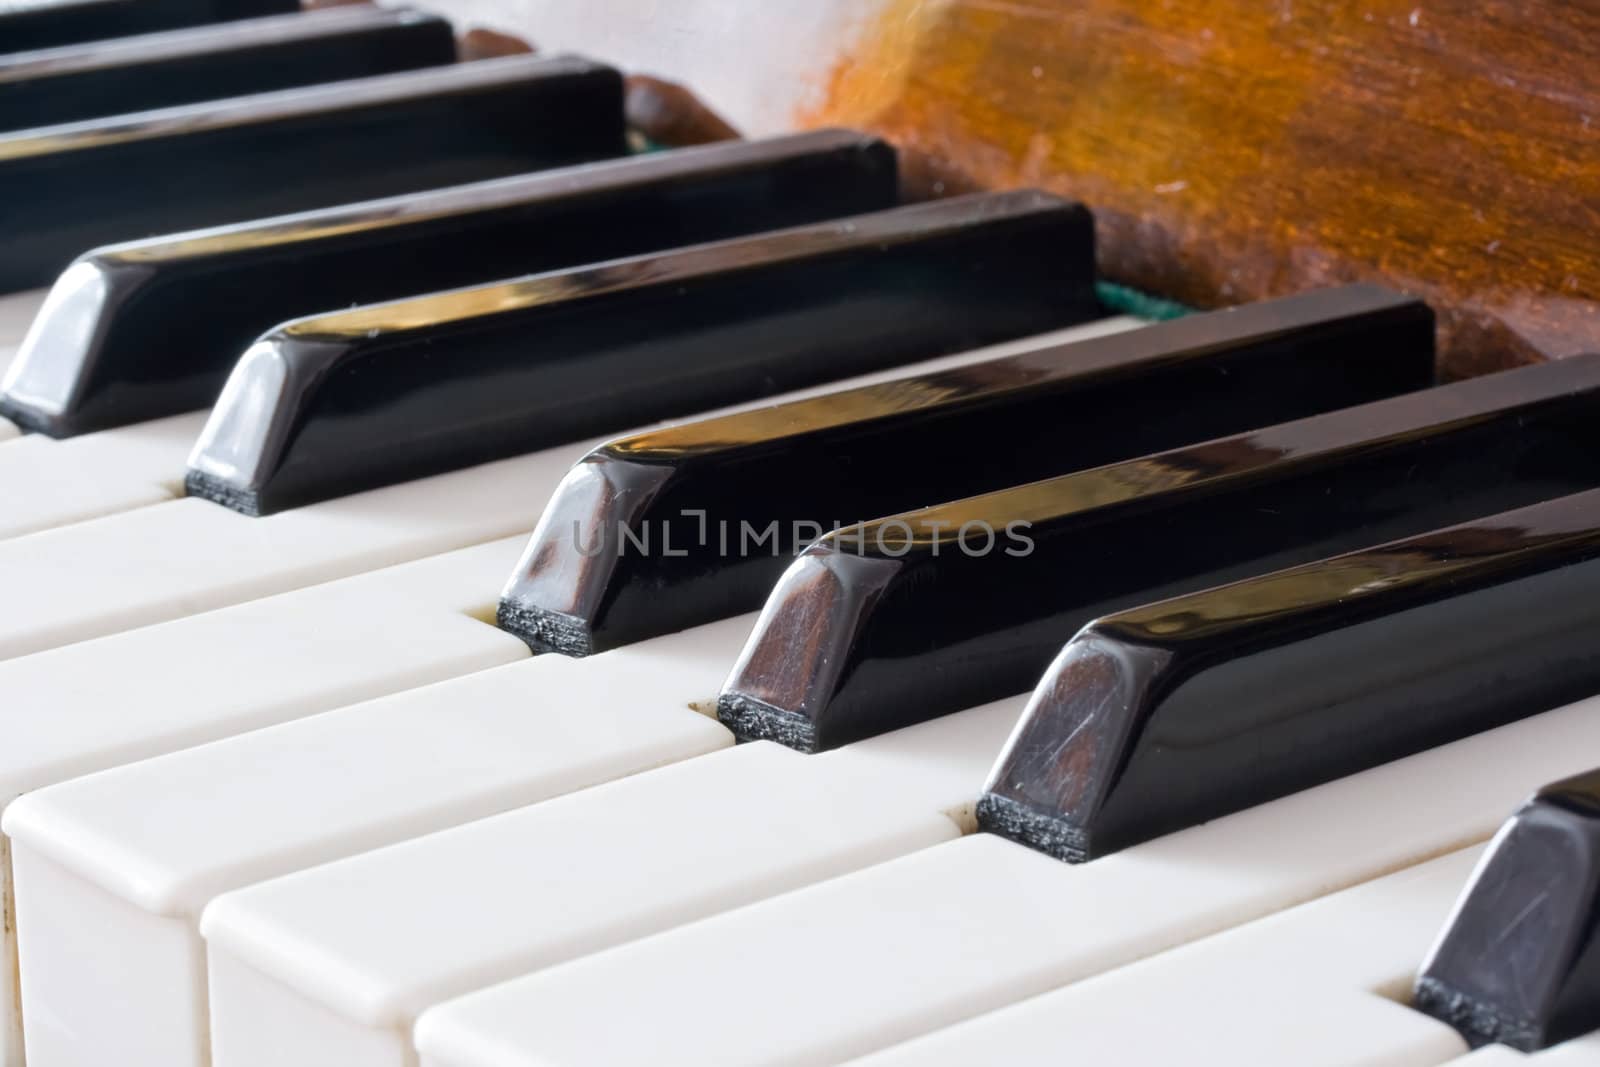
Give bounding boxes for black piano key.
[0,0,295,53]
[0,7,457,132]
[0,130,897,436]
[0,54,626,292]
[497,285,1434,656]
[979,490,1600,864]
[1416,767,1600,1051]
[185,190,1099,516]
[717,353,1600,752]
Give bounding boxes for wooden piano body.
[447,0,1600,379]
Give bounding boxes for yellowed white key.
[1441,1036,1600,1065]
[847,847,1484,1067]
[196,698,1024,1067]
[0,536,530,1067]
[0,288,50,441]
[0,412,204,539]
[5,616,742,1067]
[405,693,1600,1067]
[0,446,581,661]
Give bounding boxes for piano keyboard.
[1,7,1598,1067]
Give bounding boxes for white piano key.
[1442,1035,1600,1065]
[197,697,1025,1067]
[407,692,1600,1067]
[0,535,530,1067]
[0,315,1144,662]
[0,287,48,442]
[4,617,743,1067]
[0,446,583,661]
[0,287,47,374]
[0,411,203,539]
[846,847,1484,1067]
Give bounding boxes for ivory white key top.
[0,412,203,539]
[0,536,529,1067]
[849,848,1484,1067]
[409,693,1600,1067]
[4,618,742,1067]
[0,288,48,441]
[1442,1035,1600,1065]
[198,698,1026,1067]
[0,316,1143,661]
[0,445,583,661]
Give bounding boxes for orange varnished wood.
[805,0,1600,377]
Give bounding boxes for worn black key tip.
[182,332,337,517]
[716,547,906,752]
[973,630,1164,863]
[1415,768,1600,1052]
[495,456,675,656]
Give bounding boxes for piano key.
[0,411,203,539]
[719,353,1600,752]
[0,327,1138,668]
[0,129,898,437]
[195,698,1022,1067]
[0,319,1142,1066]
[405,691,1600,1067]
[0,54,627,292]
[4,617,742,1067]
[982,489,1600,863]
[1442,1035,1600,1066]
[847,847,1483,1067]
[183,190,1098,515]
[0,442,582,661]
[498,284,1433,656]
[1415,768,1600,1052]
[0,286,48,377]
[0,6,455,132]
[0,0,297,53]
[0,286,45,441]
[0,534,528,1067]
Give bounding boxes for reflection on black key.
[1416,767,1600,1051]
[0,54,626,291]
[186,190,1098,516]
[498,285,1434,656]
[0,0,295,53]
[0,7,456,132]
[0,130,897,436]
[718,354,1600,752]
[981,490,1600,863]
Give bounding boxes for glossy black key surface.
[0,130,897,436]
[979,490,1600,864]
[717,354,1600,752]
[0,7,456,132]
[0,0,295,53]
[0,54,626,292]
[184,191,1098,516]
[497,285,1434,656]
[1416,767,1600,1050]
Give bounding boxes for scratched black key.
[979,489,1600,863]
[0,7,456,132]
[185,190,1098,516]
[0,54,625,292]
[497,285,1433,656]
[0,129,896,436]
[0,0,295,53]
[718,353,1600,752]
[1416,766,1600,1051]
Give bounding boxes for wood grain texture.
[804,0,1600,377]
